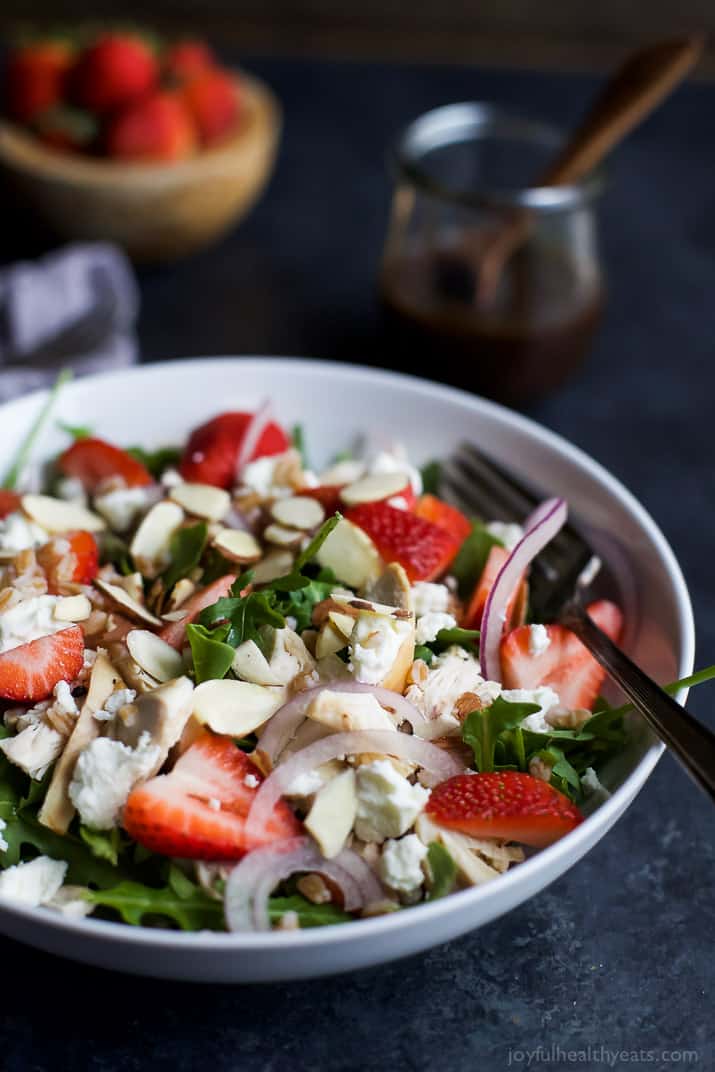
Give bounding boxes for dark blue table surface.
[1,56,714,1071]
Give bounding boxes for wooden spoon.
[477,36,704,306]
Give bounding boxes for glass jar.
[379,103,605,404]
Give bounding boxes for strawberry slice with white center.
[500,599,624,711]
[123,732,300,860]
[0,626,84,702]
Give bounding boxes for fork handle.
[560,602,715,802]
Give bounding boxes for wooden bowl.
[0,74,281,262]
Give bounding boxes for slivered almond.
[116,572,144,604]
[167,577,195,611]
[270,496,325,530]
[169,482,230,521]
[94,578,162,627]
[130,501,184,574]
[127,629,186,682]
[212,528,262,564]
[340,472,409,507]
[53,594,91,622]
[21,494,105,533]
[263,523,304,549]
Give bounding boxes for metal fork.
[441,441,715,802]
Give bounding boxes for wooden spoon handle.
[540,36,704,185]
[477,36,704,306]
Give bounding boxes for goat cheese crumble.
[0,512,48,554]
[69,731,160,829]
[415,611,457,646]
[528,623,551,657]
[0,595,69,654]
[349,611,412,685]
[379,834,428,894]
[485,521,524,551]
[0,856,67,907]
[354,759,430,842]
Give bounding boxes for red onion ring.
[256,683,429,767]
[479,497,568,682]
[224,836,383,931]
[246,729,462,845]
[234,399,274,482]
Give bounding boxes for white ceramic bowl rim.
[0,358,695,956]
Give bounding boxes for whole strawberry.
[181,68,240,146]
[106,92,196,162]
[70,32,158,114]
[164,39,215,81]
[4,40,74,123]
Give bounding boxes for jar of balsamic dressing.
[379,103,605,404]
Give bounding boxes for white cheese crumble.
[349,611,412,685]
[0,512,48,554]
[368,446,422,496]
[378,834,428,894]
[0,818,7,853]
[93,486,150,532]
[243,773,259,789]
[354,759,430,843]
[239,451,295,498]
[412,582,450,618]
[528,623,551,657]
[160,468,183,488]
[500,685,562,733]
[94,688,137,723]
[55,477,87,505]
[53,679,78,718]
[69,731,160,829]
[406,646,501,740]
[0,856,67,907]
[415,611,457,646]
[0,595,69,654]
[581,766,610,804]
[485,521,524,551]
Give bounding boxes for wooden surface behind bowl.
[0,74,281,262]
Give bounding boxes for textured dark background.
[1,56,714,1070]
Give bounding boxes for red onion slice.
[479,497,568,683]
[256,683,429,767]
[246,729,462,845]
[224,836,383,931]
[234,399,274,482]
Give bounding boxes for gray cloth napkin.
[0,243,139,402]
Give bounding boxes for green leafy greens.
[425,842,457,900]
[450,520,503,599]
[127,445,182,479]
[86,866,224,930]
[162,521,208,591]
[3,368,72,490]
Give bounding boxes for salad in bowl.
[0,396,697,934]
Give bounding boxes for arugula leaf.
[3,368,71,490]
[291,424,308,468]
[432,626,480,654]
[186,623,236,684]
[450,520,502,599]
[86,866,224,930]
[462,697,540,773]
[420,460,441,496]
[425,842,457,900]
[58,421,92,440]
[126,445,182,479]
[79,825,123,867]
[99,532,135,575]
[292,514,341,574]
[280,576,335,633]
[414,644,435,665]
[267,894,351,928]
[162,521,208,591]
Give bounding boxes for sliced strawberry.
[462,544,526,631]
[159,573,236,649]
[38,530,99,593]
[414,494,471,544]
[345,501,459,582]
[0,626,84,702]
[426,771,583,848]
[123,732,299,860]
[57,437,152,492]
[0,490,21,519]
[179,412,291,489]
[500,599,624,711]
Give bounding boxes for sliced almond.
[306,689,397,733]
[162,609,188,623]
[192,679,286,736]
[116,572,144,604]
[127,629,185,682]
[305,768,357,858]
[318,459,365,487]
[363,562,413,613]
[263,523,304,549]
[53,594,92,622]
[167,577,196,611]
[270,496,325,531]
[169,482,230,521]
[94,578,162,627]
[327,610,357,639]
[21,494,105,534]
[315,518,381,589]
[212,528,262,564]
[252,549,294,585]
[340,472,409,507]
[315,620,348,660]
[130,501,184,575]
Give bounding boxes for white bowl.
[0,358,694,982]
